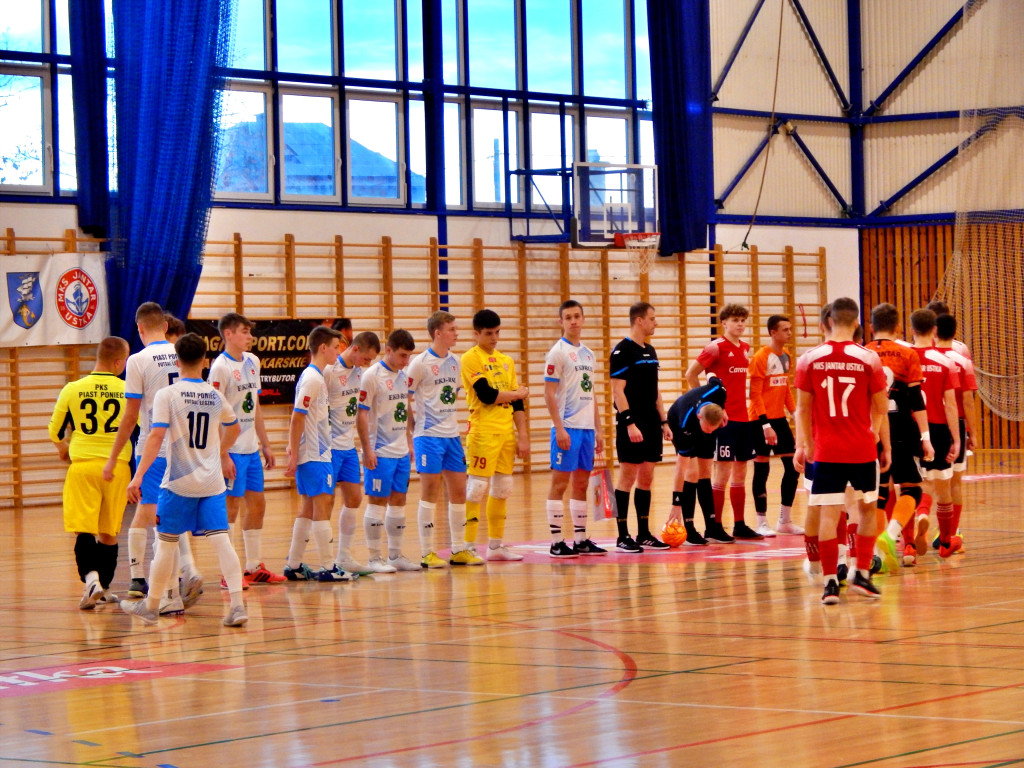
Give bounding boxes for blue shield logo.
[7,272,43,330]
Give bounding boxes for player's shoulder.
[799,341,833,364]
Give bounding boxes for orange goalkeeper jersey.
[747,345,795,420]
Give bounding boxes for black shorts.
[921,422,954,480]
[953,419,968,472]
[671,422,717,459]
[808,461,878,506]
[753,418,795,457]
[715,421,756,462]
[887,439,923,485]
[616,420,663,465]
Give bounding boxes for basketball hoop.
[615,232,661,274]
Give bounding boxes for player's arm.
[872,390,892,473]
[544,380,570,450]
[103,396,141,480]
[793,388,812,473]
[655,389,672,442]
[285,410,305,478]
[127,426,166,504]
[906,383,934,461]
[473,378,528,405]
[962,390,978,451]
[942,387,960,462]
[253,399,275,469]
[684,358,706,390]
[513,407,529,460]
[611,378,643,444]
[221,419,241,481]
[48,385,73,462]
[356,405,376,470]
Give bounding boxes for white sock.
[286,518,312,568]
[338,505,359,553]
[178,535,199,578]
[84,570,99,586]
[146,536,177,612]
[385,505,406,559]
[448,502,466,553]
[546,499,564,543]
[838,543,848,567]
[417,501,436,557]
[128,528,147,579]
[311,520,333,569]
[242,528,261,572]
[569,499,588,544]
[886,517,903,540]
[780,505,793,524]
[208,531,244,608]
[228,521,237,547]
[757,513,768,524]
[364,504,386,557]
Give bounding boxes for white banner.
[1,252,111,347]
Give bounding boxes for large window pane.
[445,101,462,205]
[277,0,334,75]
[408,100,425,203]
[406,0,423,81]
[530,111,573,208]
[282,93,336,196]
[442,0,459,84]
[349,99,399,200]
[217,89,270,195]
[344,2,396,80]
[231,0,266,70]
[634,0,651,103]
[55,0,70,55]
[467,0,516,90]
[581,0,625,98]
[0,74,44,186]
[525,0,571,94]
[57,72,76,192]
[472,106,518,204]
[585,114,627,164]
[1,1,43,53]
[639,116,653,165]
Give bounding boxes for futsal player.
[283,325,352,581]
[120,333,248,627]
[610,301,672,553]
[686,303,762,541]
[408,311,465,568]
[794,297,890,604]
[49,336,131,609]
[457,309,530,563]
[747,314,803,536]
[207,313,285,586]
[357,329,421,571]
[543,300,607,558]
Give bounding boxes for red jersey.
[696,337,750,422]
[913,347,960,424]
[795,341,886,463]
[940,347,977,418]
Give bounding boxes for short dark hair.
[629,301,654,325]
[830,297,859,328]
[767,314,789,333]
[164,314,186,339]
[870,303,899,333]
[332,317,352,333]
[174,333,207,364]
[308,325,341,354]
[910,308,937,336]
[559,299,584,318]
[719,303,748,322]
[351,330,381,353]
[819,302,833,330]
[926,300,950,316]
[387,328,416,351]
[427,310,456,339]
[473,309,501,331]
[135,302,165,330]
[853,325,864,344]
[97,336,129,366]
[219,312,252,335]
[936,312,957,341]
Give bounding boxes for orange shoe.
[913,515,930,556]
[902,544,917,567]
[245,563,287,584]
[939,535,963,559]
[220,573,251,590]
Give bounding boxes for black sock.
[682,482,698,528]
[96,542,118,590]
[634,489,652,538]
[697,478,716,528]
[780,456,799,506]
[74,533,97,583]
[752,461,770,513]
[614,489,631,539]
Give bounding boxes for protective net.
[936,0,1024,420]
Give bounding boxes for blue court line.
[72,739,100,746]
[25,729,52,735]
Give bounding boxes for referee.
[610,302,673,552]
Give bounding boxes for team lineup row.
[51,294,975,623]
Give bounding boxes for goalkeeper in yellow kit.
[451,309,530,564]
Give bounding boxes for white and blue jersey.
[544,337,596,430]
[325,356,365,451]
[407,348,461,438]
[358,360,410,459]
[294,364,331,465]
[125,339,178,459]
[207,350,262,455]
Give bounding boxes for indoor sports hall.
[2,1,1023,766]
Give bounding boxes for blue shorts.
[296,461,333,497]
[138,456,167,506]
[332,448,362,485]
[156,489,228,536]
[413,436,467,474]
[364,455,411,498]
[226,451,265,497]
[550,427,595,472]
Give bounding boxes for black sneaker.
[732,521,765,540]
[821,579,841,605]
[869,554,883,575]
[127,578,149,598]
[849,570,882,598]
[549,541,579,558]
[683,528,708,546]
[636,535,670,550]
[704,524,735,544]
[836,563,849,586]
[575,539,608,556]
[615,536,644,553]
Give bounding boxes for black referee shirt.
[610,337,661,423]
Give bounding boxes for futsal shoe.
[367,556,399,573]
[283,563,316,581]
[97,590,119,605]
[902,544,917,567]
[938,535,963,559]
[913,516,931,556]
[127,577,149,598]
[221,576,251,590]
[421,551,449,568]
[449,549,484,566]
[79,581,103,610]
[821,579,841,605]
[683,528,708,546]
[180,574,203,608]
[802,558,823,581]
[876,531,900,573]
[776,521,805,535]
[870,554,883,575]
[388,554,426,571]
[245,563,288,583]
[222,605,248,627]
[485,545,524,561]
[121,599,159,625]
[755,521,777,538]
[549,541,579,558]
[636,535,671,550]
[575,539,608,555]
[158,593,184,615]
[849,571,882,598]
[732,521,764,540]
[615,536,644,553]
[316,565,354,582]
[836,563,849,586]
[703,524,735,544]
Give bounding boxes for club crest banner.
[1,253,111,347]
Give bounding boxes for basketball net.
[615,232,661,275]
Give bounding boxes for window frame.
[278,84,343,204]
[213,80,275,202]
[345,90,406,206]
[0,62,54,195]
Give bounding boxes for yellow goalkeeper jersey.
[49,372,131,463]
[461,344,519,433]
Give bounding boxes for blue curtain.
[647,0,713,254]
[107,0,233,346]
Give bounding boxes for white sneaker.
[159,593,185,615]
[337,553,373,576]
[222,604,248,627]
[367,556,398,573]
[755,521,777,538]
[776,521,805,535]
[388,554,425,572]
[79,581,103,610]
[180,573,203,608]
[486,545,524,562]
[802,558,823,581]
[120,598,158,625]
[97,589,119,604]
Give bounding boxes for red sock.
[836,513,847,546]
[729,483,746,525]
[952,503,963,533]
[856,535,876,571]
[918,492,933,517]
[901,519,915,546]
[936,502,954,542]
[805,535,820,562]
[848,522,859,556]
[712,484,725,524]
[820,537,839,577]
[884,490,897,519]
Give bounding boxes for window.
[348,97,401,201]
[1,1,44,53]
[467,0,517,91]
[525,0,571,94]
[343,1,397,81]
[276,0,334,75]
[472,105,519,205]
[634,0,650,103]
[445,101,464,206]
[216,88,272,197]
[530,110,574,208]
[231,0,266,70]
[281,91,338,198]
[57,72,76,192]
[581,0,626,98]
[0,72,47,190]
[586,113,627,164]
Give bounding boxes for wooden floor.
[3,451,1024,768]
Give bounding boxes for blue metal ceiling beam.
[715,118,782,208]
[864,6,964,117]
[788,0,850,112]
[711,0,768,100]
[786,124,851,214]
